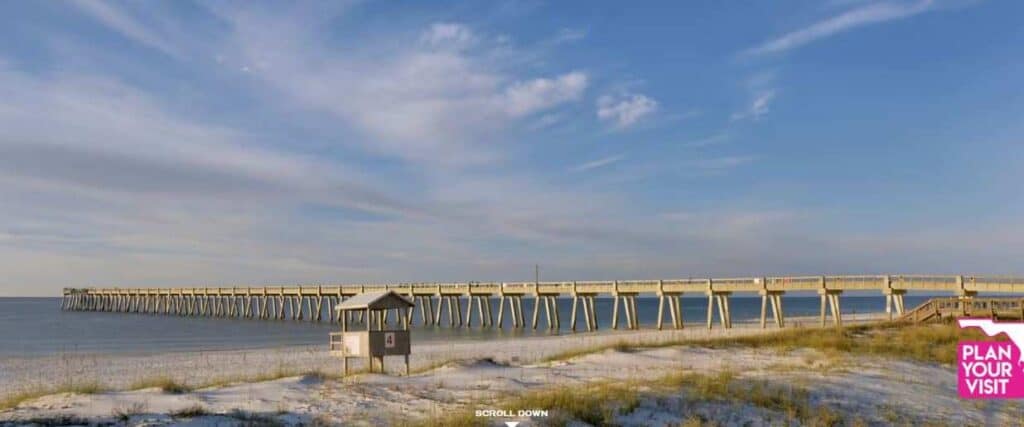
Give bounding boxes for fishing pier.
[61,274,1024,331]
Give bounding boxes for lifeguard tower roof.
[334,291,414,312]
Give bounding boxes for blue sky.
[1,0,1023,295]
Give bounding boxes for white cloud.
[552,28,587,44]
[570,155,623,173]
[504,72,588,117]
[420,22,478,50]
[731,90,777,121]
[596,93,658,128]
[213,11,589,166]
[743,0,936,56]
[750,90,776,117]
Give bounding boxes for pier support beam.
[573,295,599,331]
[463,295,492,328]
[819,289,843,327]
[526,294,559,330]
[485,296,494,327]
[657,292,684,330]
[516,296,525,328]
[570,293,580,331]
[547,295,560,330]
[884,289,907,320]
[455,296,464,326]
[759,291,784,328]
[611,293,639,330]
[612,293,620,330]
[425,296,435,325]
[434,295,444,325]
[511,296,521,328]
[531,294,541,329]
[477,296,487,327]
[496,294,507,328]
[706,291,732,329]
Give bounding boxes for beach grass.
[0,381,105,411]
[417,369,870,427]
[543,319,1001,365]
[191,367,341,390]
[128,376,192,393]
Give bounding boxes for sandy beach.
[1,315,877,395]
[6,313,1014,426]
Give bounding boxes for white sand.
[6,313,1007,426]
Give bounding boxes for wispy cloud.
[661,210,799,239]
[570,155,623,173]
[742,0,936,56]
[504,72,588,117]
[731,90,777,121]
[69,0,182,58]
[0,4,653,295]
[596,93,658,128]
[551,28,587,44]
[5,1,1009,296]
[420,22,479,50]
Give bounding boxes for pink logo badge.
[958,318,1024,399]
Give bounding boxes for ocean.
[0,294,932,357]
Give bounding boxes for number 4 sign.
[384,332,395,349]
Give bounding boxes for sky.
[1,1,1023,296]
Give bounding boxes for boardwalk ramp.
[901,297,1024,323]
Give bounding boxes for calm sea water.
[0,295,931,357]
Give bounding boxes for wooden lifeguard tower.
[330,291,414,375]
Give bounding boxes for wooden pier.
[61,275,1024,330]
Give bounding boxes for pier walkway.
[62,275,1024,331]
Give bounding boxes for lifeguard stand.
[330,291,414,375]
